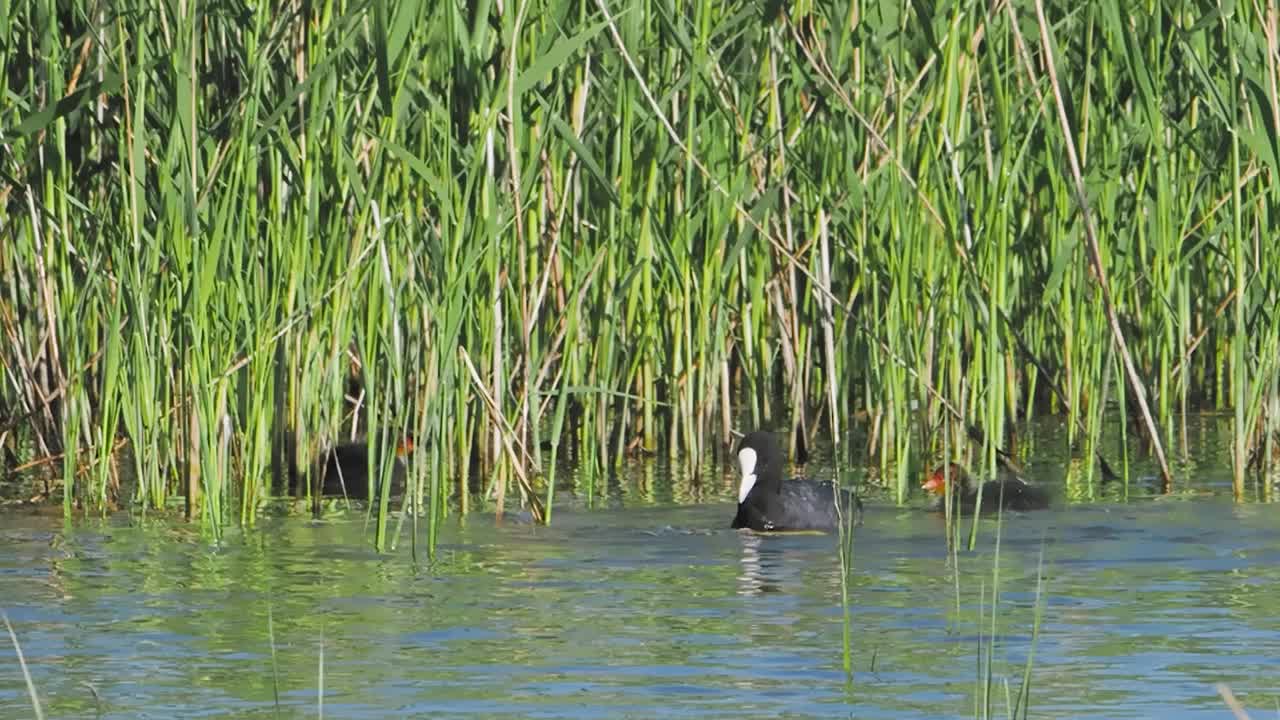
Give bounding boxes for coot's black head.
[736,431,786,504]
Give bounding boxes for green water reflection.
[2,415,1280,718]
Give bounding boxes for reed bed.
[2,0,1279,546]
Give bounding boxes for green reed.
[2,0,1279,531]
[941,507,1046,720]
[3,609,44,720]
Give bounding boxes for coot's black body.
[316,443,408,500]
[923,463,1049,514]
[731,431,862,532]
[284,436,411,500]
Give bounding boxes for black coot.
[287,436,414,500]
[731,430,862,532]
[922,462,1049,514]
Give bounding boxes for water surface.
[3,419,1279,718]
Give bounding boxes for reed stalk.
[2,610,44,720]
[1,0,1277,526]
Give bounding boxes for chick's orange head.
[923,463,963,495]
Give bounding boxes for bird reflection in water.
[735,531,785,595]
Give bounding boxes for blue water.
[3,421,1280,718]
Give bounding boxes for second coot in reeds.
[922,462,1049,514]
[286,435,414,500]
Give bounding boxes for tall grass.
[3,609,45,720]
[2,0,1279,538]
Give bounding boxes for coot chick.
[732,430,862,532]
[922,462,1049,514]
[306,436,414,500]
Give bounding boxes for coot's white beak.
[737,447,758,503]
